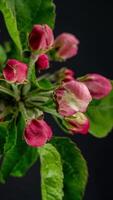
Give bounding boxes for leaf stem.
[11,84,20,101]
[36,105,63,119]
[0,85,16,99]
[18,102,28,121]
[25,96,50,102]
[52,115,69,134]
[25,90,53,102]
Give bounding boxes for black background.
[0,0,113,199]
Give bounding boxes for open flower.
[36,54,49,70]
[80,73,112,99]
[24,119,53,147]
[55,80,92,116]
[29,24,54,51]
[3,59,28,83]
[64,112,90,134]
[54,33,79,60]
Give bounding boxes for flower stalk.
[27,53,39,82]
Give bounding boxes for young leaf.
[0,0,56,50]
[51,137,88,200]
[87,90,113,137]
[38,79,54,90]
[38,143,64,200]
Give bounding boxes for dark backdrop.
[0,0,113,199]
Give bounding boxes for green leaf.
[0,114,25,183]
[38,79,54,90]
[87,90,113,137]
[0,0,56,50]
[0,0,22,52]
[51,137,88,200]
[0,114,38,182]
[0,45,7,66]
[39,143,64,200]
[4,119,17,153]
[33,0,56,29]
[0,122,9,156]
[11,147,38,177]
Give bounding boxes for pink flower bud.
[36,54,49,70]
[24,119,53,147]
[64,69,75,77]
[80,73,112,99]
[55,80,92,116]
[3,59,28,83]
[63,75,74,82]
[55,68,75,82]
[64,112,90,134]
[63,69,75,82]
[54,33,79,60]
[29,24,54,51]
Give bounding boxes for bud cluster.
[0,24,112,147]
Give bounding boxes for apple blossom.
[3,59,28,83]
[64,112,90,134]
[24,119,53,147]
[54,33,79,60]
[29,24,54,51]
[80,73,112,99]
[36,54,49,70]
[55,80,92,116]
